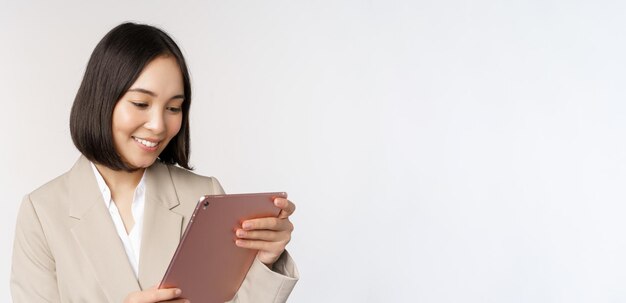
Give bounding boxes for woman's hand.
[235,198,296,267]
[124,286,188,303]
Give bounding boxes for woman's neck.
[94,163,145,193]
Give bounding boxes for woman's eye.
[167,107,182,113]
[131,102,149,108]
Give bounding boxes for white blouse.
[90,163,146,278]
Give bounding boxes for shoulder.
[165,164,210,182]
[27,170,72,210]
[16,169,74,230]
[22,156,92,213]
[163,163,225,195]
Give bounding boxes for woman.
[11,22,298,303]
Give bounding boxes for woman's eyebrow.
[128,87,184,100]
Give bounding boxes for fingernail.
[274,199,281,206]
[237,230,245,237]
[243,222,252,229]
[175,289,182,295]
[236,239,243,246]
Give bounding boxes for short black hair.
[70,22,192,171]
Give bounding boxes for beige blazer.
[11,156,298,303]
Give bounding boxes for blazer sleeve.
[228,251,299,303]
[11,195,61,303]
[211,178,299,303]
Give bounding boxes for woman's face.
[111,55,184,170]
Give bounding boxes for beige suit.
[11,156,298,302]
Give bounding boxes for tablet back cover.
[159,192,285,302]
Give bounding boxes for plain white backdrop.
[2,0,626,302]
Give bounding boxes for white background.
[1,0,626,302]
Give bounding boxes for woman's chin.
[124,157,158,171]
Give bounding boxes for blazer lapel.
[68,156,141,302]
[137,162,184,289]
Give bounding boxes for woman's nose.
[144,109,166,134]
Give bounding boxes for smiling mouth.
[132,136,160,148]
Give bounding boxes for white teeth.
[133,137,158,148]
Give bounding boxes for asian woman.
[11,22,299,303]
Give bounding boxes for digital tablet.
[159,192,287,302]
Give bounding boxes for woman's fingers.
[236,220,292,266]
[236,228,291,242]
[242,217,293,231]
[240,199,294,230]
[274,198,296,219]
[236,200,297,266]
[235,238,282,251]
[124,287,186,303]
